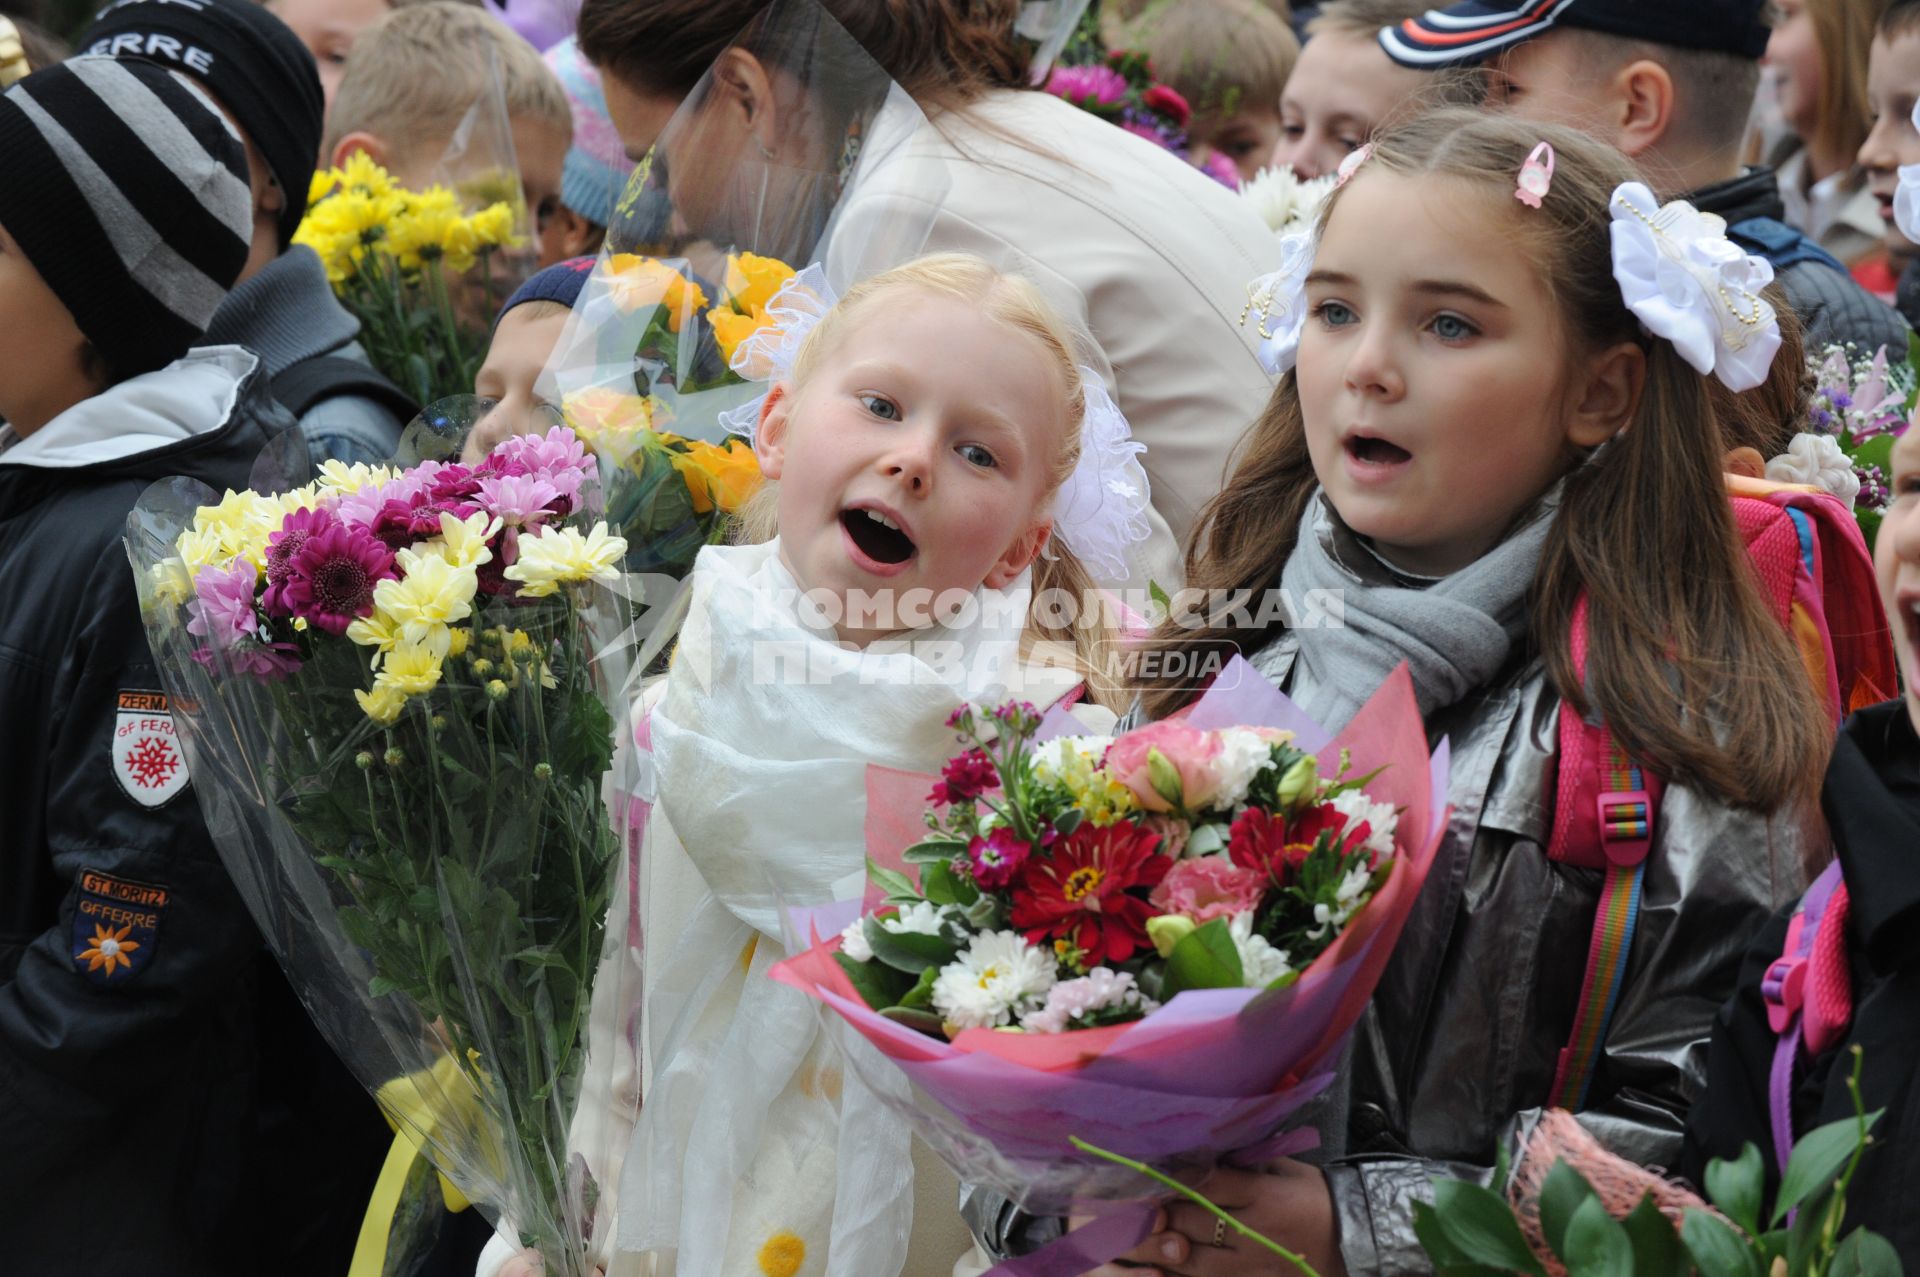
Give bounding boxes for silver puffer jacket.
[1248,632,1810,1272]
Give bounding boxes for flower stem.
[1066,1137,1323,1277]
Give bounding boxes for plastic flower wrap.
[770,660,1450,1276]
[1766,341,1915,544]
[124,418,636,1277]
[296,153,528,405]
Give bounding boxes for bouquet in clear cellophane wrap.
[123,414,638,1277]
[529,0,948,636]
[770,660,1451,1276]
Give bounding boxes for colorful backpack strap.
[1547,599,1666,1111]
[1762,860,1853,1174]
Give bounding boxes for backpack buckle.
[1596,789,1652,867]
[1763,954,1807,1034]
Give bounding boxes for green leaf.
[1773,1109,1885,1225]
[1706,1142,1765,1237]
[901,838,968,866]
[897,965,940,1011]
[1681,1209,1763,1277]
[1538,1162,1601,1259]
[1561,1196,1633,1277]
[1620,1194,1683,1277]
[1830,1229,1904,1277]
[862,915,959,975]
[1148,579,1172,614]
[1051,808,1084,839]
[1160,917,1245,998]
[879,1005,946,1034]
[1428,1181,1546,1276]
[922,860,964,907]
[1414,1201,1472,1269]
[367,975,403,999]
[832,950,914,1011]
[866,856,921,903]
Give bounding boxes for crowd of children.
[1,0,1919,1272]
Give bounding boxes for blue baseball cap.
[1379,0,1772,70]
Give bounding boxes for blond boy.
[1117,0,1300,182]
[324,1,570,239]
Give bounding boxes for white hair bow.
[1608,181,1781,392]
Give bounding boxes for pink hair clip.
[1334,143,1374,189]
[1516,142,1555,209]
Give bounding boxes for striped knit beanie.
[544,36,634,229]
[0,56,251,379]
[82,0,325,249]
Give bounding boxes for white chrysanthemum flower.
[839,918,875,962]
[1211,728,1280,810]
[1020,967,1157,1034]
[1240,165,1337,237]
[502,522,628,597]
[1228,911,1294,988]
[881,901,952,936]
[1329,789,1398,860]
[932,930,1057,1031]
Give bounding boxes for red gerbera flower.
[1228,804,1353,883]
[1009,822,1172,965]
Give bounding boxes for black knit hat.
[0,57,252,379]
[82,0,323,248]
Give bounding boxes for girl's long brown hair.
[1141,110,1830,810]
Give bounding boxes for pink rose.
[1105,721,1224,813]
[1149,857,1267,924]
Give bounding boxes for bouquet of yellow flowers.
[543,250,795,583]
[125,429,635,1277]
[296,154,527,405]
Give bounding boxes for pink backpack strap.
[1762,861,1852,1174]
[1547,599,1666,1111]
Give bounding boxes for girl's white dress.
[479,539,1103,1277]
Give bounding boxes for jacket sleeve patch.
[111,689,190,808]
[71,869,168,985]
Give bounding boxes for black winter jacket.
[1687,167,1912,357]
[0,349,388,1275]
[1685,701,1920,1262]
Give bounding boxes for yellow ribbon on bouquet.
[349,1051,485,1277]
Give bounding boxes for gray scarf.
[1275,488,1558,732]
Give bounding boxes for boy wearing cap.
[84,0,417,468]
[1381,0,1912,356]
[0,56,357,1275]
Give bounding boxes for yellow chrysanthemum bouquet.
[296,153,528,405]
[541,249,795,584]
[125,429,636,1277]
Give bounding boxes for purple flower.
[271,521,397,634]
[1200,149,1241,189]
[477,473,563,527]
[189,562,265,644]
[1857,463,1890,511]
[263,507,334,596]
[968,828,1032,889]
[1045,64,1128,110]
[928,748,998,806]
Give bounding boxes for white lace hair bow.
[1608,181,1781,392]
[718,264,1152,583]
[1895,100,1920,245]
[1243,229,1316,376]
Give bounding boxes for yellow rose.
[670,438,763,515]
[722,252,797,316]
[707,306,770,367]
[605,254,708,331]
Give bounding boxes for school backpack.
[1544,475,1897,1111]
